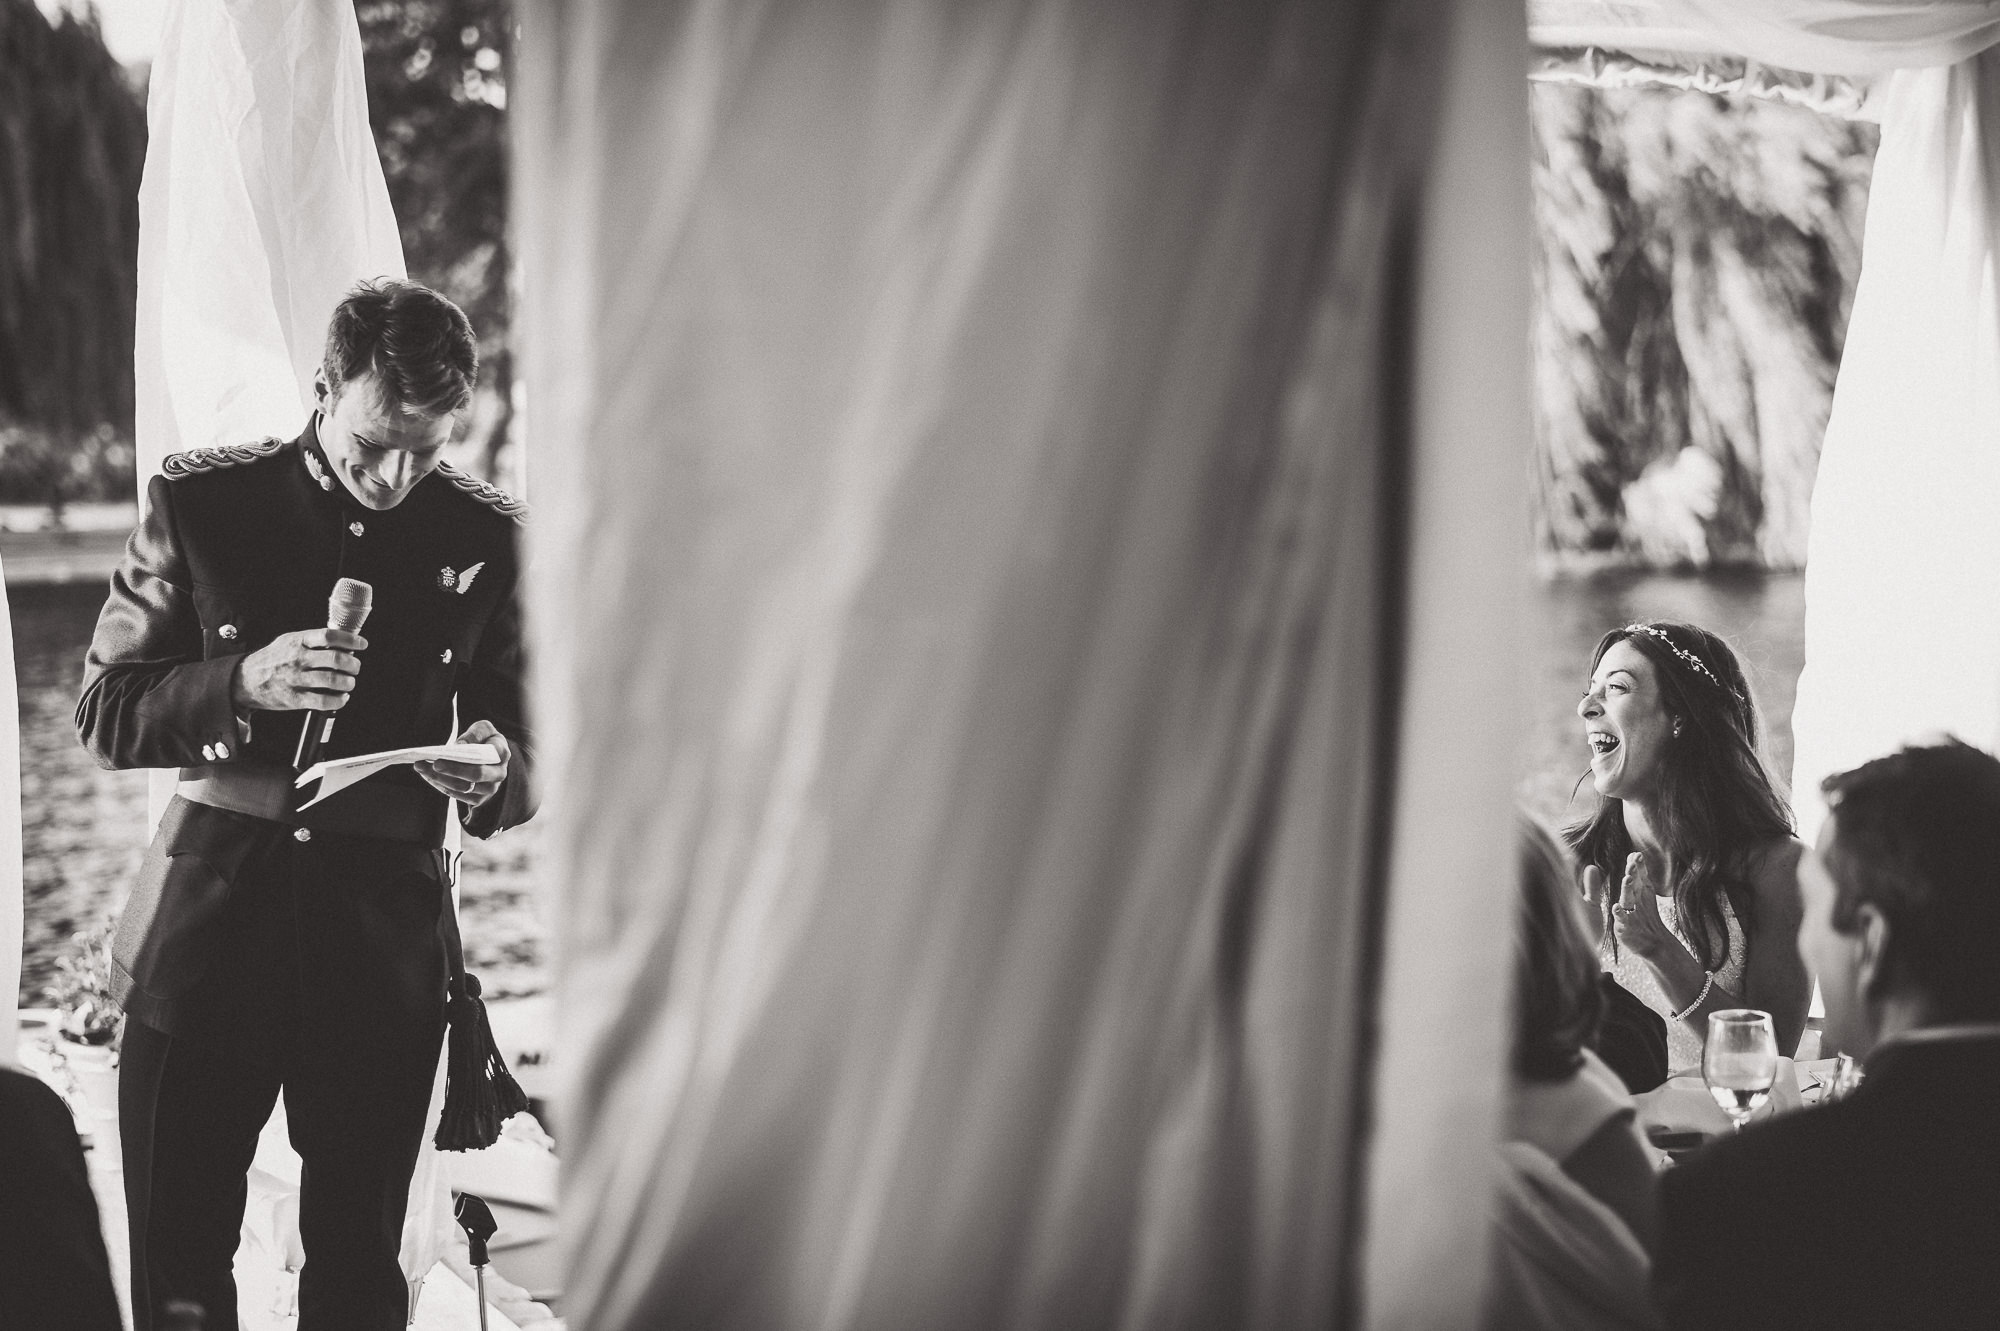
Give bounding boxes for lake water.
[12,569,1805,1005]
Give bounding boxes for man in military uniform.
[77,279,534,1330]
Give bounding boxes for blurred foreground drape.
[517,2,1526,1326]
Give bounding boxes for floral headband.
[1621,623,1729,693]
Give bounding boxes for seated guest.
[1484,816,1661,1331]
[1569,621,1809,1066]
[0,1064,124,1329]
[1591,972,1669,1094]
[1656,739,2000,1330]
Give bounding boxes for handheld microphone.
[293,577,373,773]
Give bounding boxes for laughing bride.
[1568,620,1811,1069]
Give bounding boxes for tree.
[0,0,144,504]
[356,0,515,481]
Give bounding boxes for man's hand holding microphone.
[221,577,512,809]
[231,627,368,714]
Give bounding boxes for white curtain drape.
[517,1,1526,1326]
[0,566,24,1062]
[1790,47,2000,837]
[135,0,403,480]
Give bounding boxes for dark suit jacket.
[76,420,536,1031]
[1656,1032,2000,1330]
[0,1068,122,1330]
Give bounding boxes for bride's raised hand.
[1611,851,1678,962]
[1582,862,1617,960]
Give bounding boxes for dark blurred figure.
[1483,816,1661,1330]
[0,1065,122,1330]
[1657,739,2000,1330]
[1592,973,1669,1093]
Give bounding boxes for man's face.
[316,370,456,510]
[1798,814,1875,1058]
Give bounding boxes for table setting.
[1634,1009,1862,1164]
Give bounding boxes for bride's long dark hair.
[1563,621,1793,969]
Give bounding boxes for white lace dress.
[1606,892,1747,1074]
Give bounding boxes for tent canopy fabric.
[1530,0,2000,73]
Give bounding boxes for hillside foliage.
[0,0,143,504]
[1532,84,1877,569]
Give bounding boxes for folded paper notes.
[295,743,499,809]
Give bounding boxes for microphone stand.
[454,1192,499,1331]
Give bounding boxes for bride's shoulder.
[1741,836,1806,917]
[1748,835,1805,872]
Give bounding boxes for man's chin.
[341,477,409,510]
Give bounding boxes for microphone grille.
[328,577,374,632]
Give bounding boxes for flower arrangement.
[44,915,123,1049]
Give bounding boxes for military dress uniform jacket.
[76,419,535,1034]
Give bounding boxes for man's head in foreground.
[313,278,477,510]
[1800,739,2000,1059]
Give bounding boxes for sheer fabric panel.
[518,0,1525,1326]
[135,0,403,479]
[1790,50,2000,836]
[0,571,22,1056]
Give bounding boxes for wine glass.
[1703,1009,1779,1132]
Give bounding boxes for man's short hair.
[322,278,477,417]
[1820,739,2000,1022]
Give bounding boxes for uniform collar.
[299,415,347,505]
[299,413,431,520]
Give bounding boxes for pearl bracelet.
[1670,971,1716,1023]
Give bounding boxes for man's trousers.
[115,804,449,1331]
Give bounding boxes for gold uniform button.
[214,741,230,760]
[218,624,239,640]
[294,826,312,842]
[201,743,216,761]
[349,520,365,537]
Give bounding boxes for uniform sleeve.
[458,549,536,839]
[75,475,249,770]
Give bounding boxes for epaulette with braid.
[433,460,527,522]
[160,437,287,477]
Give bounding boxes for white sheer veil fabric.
[517,0,1527,1327]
